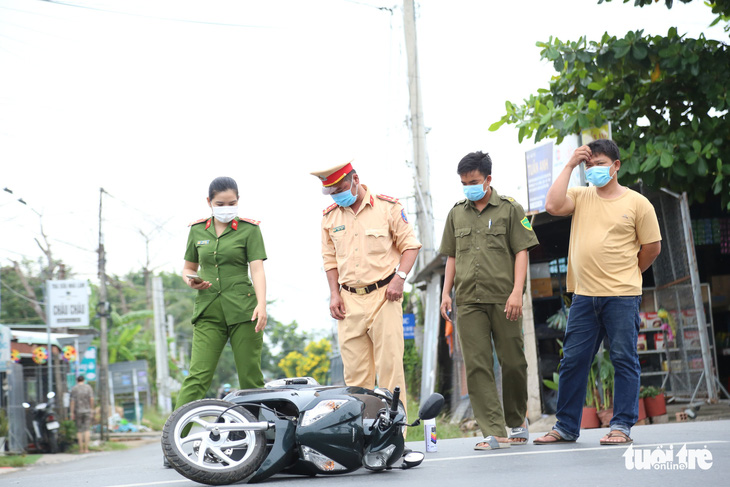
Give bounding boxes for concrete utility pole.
[97,188,110,441]
[403,0,440,403]
[153,276,172,413]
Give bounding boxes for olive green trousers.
[174,297,264,410]
[456,302,528,437]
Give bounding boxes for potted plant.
[596,349,615,427]
[641,386,667,418]
[581,354,601,429]
[0,408,8,454]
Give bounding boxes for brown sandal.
[600,430,633,445]
[533,430,576,445]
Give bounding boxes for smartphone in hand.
[186,274,203,284]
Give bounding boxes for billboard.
[46,280,90,328]
[525,135,583,214]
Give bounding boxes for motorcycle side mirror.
[23,402,31,409]
[47,391,56,399]
[418,393,444,421]
[401,451,425,469]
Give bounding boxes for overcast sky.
[0,0,726,334]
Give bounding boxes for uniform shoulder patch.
[323,203,338,216]
[453,199,467,208]
[520,216,533,231]
[376,194,399,204]
[188,217,208,227]
[238,217,260,226]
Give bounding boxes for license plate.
[46,421,60,430]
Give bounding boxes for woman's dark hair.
[457,151,492,177]
[209,177,239,200]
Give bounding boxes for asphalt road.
[2,420,728,486]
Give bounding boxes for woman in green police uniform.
[176,176,268,409]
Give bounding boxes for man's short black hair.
[457,151,492,177]
[587,139,620,162]
[77,375,85,382]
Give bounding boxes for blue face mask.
[585,162,616,188]
[331,180,357,207]
[463,181,488,201]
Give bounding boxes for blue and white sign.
[77,346,97,381]
[0,324,11,372]
[403,313,416,340]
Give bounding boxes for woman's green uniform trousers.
[174,297,264,410]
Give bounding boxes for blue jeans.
[553,295,642,440]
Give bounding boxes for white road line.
[105,481,194,487]
[423,440,730,462]
[102,440,730,486]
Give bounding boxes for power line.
[43,0,274,28]
[341,0,395,13]
[0,278,46,305]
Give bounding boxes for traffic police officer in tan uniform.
[177,176,268,410]
[312,160,421,411]
[439,151,539,451]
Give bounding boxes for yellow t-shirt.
[566,186,662,296]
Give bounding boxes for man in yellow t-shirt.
[534,139,662,446]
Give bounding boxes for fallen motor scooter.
[23,391,61,453]
[162,377,444,485]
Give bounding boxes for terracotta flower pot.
[597,407,613,428]
[644,393,667,417]
[581,406,600,429]
[638,397,647,421]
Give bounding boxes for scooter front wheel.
[162,399,267,485]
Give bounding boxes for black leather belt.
[341,273,395,295]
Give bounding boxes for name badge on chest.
[197,240,210,245]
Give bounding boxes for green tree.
[278,338,332,384]
[489,2,730,209]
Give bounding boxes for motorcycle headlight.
[363,444,396,471]
[301,445,348,472]
[301,399,348,427]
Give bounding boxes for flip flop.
[507,418,529,445]
[533,430,576,445]
[600,430,633,445]
[474,436,511,450]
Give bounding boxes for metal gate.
[643,187,719,401]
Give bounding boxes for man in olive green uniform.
[439,151,539,450]
[176,215,267,408]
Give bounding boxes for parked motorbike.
[23,391,61,454]
[162,377,444,485]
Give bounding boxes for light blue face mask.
[331,180,357,207]
[585,162,616,188]
[463,181,488,201]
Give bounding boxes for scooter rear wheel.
[162,399,267,485]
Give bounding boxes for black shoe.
[163,456,171,469]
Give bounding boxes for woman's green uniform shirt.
[184,217,267,325]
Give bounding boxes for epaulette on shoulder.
[238,217,260,226]
[500,195,522,208]
[188,217,208,227]
[377,194,399,204]
[454,199,467,207]
[323,203,338,216]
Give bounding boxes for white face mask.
[212,205,238,223]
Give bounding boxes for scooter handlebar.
[390,387,401,415]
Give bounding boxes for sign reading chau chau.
[46,280,90,328]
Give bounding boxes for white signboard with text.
[46,279,90,328]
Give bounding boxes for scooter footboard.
[248,409,298,484]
